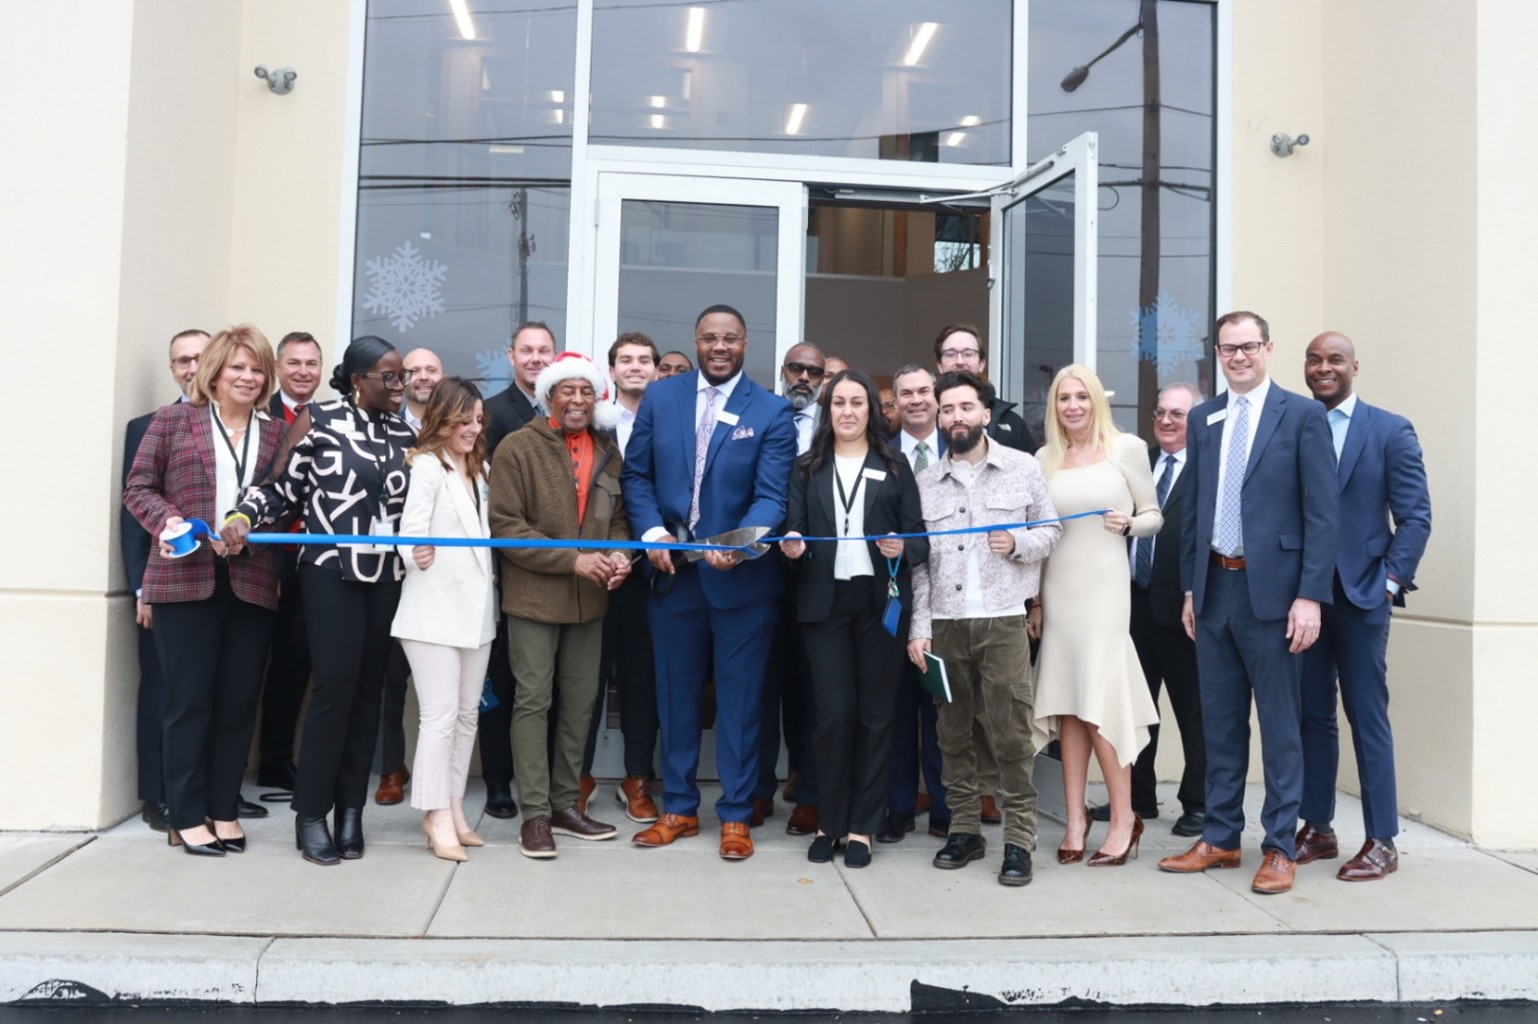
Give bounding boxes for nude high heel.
[422,815,468,862]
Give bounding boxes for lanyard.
[211,403,253,497]
[833,462,864,537]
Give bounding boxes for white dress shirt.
[831,454,874,580]
[1213,374,1273,554]
[792,404,819,456]
[899,427,940,471]
[614,401,638,457]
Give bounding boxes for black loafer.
[236,796,269,819]
[932,832,985,869]
[295,814,340,866]
[141,801,169,833]
[485,782,519,820]
[844,839,872,869]
[998,843,1033,886]
[807,834,837,863]
[1172,809,1207,838]
[877,812,915,844]
[333,806,365,859]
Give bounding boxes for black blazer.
[120,411,158,594]
[484,384,536,461]
[785,449,928,624]
[1142,448,1190,629]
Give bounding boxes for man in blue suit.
[1294,331,1431,881]
[1160,311,1338,895]
[622,304,797,860]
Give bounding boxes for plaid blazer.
[123,401,284,610]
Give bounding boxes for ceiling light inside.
[685,7,706,52]
[784,102,808,135]
[449,0,477,41]
[650,114,665,130]
[945,115,982,147]
[651,95,666,109]
[902,22,938,66]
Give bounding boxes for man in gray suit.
[1159,311,1338,895]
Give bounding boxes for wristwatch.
[1120,521,1131,537]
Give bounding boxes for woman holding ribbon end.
[1029,364,1162,867]
[221,336,416,866]
[123,325,284,856]
[779,369,927,868]
[389,377,497,862]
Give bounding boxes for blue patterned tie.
[1216,395,1250,556]
[1133,453,1175,587]
[688,386,719,531]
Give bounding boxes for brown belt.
[1210,552,1246,570]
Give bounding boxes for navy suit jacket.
[1333,400,1431,609]
[1181,383,1339,621]
[622,370,797,609]
[1142,447,1191,629]
[121,412,157,594]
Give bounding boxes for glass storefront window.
[592,0,1012,165]
[1028,0,1216,432]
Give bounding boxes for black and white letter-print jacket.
[238,396,416,583]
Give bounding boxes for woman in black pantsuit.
[779,370,927,867]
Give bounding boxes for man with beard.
[752,343,826,836]
[907,371,1061,886]
[656,351,693,379]
[399,347,445,432]
[622,304,796,860]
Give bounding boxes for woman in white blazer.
[391,377,498,862]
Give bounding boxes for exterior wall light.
[1270,132,1310,157]
[254,66,297,95]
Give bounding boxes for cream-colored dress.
[1031,433,1163,767]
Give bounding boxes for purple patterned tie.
[688,386,720,531]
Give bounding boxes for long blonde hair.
[1041,363,1121,478]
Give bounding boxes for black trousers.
[135,622,166,803]
[1129,583,1206,816]
[258,566,309,780]
[801,580,901,838]
[153,565,274,831]
[378,640,411,774]
[476,615,519,789]
[583,567,659,778]
[292,565,401,816]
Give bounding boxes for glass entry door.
[988,131,1099,440]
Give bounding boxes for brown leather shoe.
[617,776,659,824]
[916,792,932,815]
[980,794,1002,825]
[1252,849,1297,893]
[550,805,618,841]
[1159,840,1242,873]
[632,812,700,847]
[519,816,557,859]
[786,803,819,836]
[1295,824,1340,864]
[720,821,754,860]
[750,797,775,827]
[576,774,596,814]
[373,768,408,806]
[781,770,799,803]
[1337,838,1399,881]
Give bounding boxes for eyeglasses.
[784,361,825,380]
[940,347,981,362]
[696,333,744,345]
[171,356,199,369]
[881,400,897,410]
[362,369,415,389]
[1215,341,1265,359]
[1152,408,1189,422]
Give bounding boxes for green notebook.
[920,651,953,703]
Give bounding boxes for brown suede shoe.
[1337,838,1398,881]
[1251,849,1297,893]
[617,776,659,824]
[373,768,409,806]
[632,812,700,847]
[750,797,775,827]
[519,816,557,859]
[786,803,819,836]
[1158,840,1242,873]
[720,821,754,860]
[1295,824,1340,864]
[980,794,1003,825]
[576,774,596,814]
[550,805,618,841]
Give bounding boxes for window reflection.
[592,0,1011,165]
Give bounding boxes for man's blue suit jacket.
[1180,383,1340,621]
[1334,400,1431,610]
[622,370,797,609]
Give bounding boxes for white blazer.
[390,453,497,649]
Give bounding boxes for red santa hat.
[534,352,621,430]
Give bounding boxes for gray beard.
[786,390,816,411]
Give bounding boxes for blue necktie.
[1216,396,1250,556]
[1133,453,1175,588]
[1329,407,1349,460]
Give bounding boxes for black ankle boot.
[334,806,365,860]
[295,814,340,866]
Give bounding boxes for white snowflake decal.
[474,347,513,389]
[363,242,447,332]
[1128,290,1205,376]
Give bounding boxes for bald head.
[1303,331,1358,410]
[403,347,444,412]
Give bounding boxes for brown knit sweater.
[489,417,630,624]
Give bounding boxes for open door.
[988,132,1099,439]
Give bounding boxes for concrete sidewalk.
[1,763,1535,1011]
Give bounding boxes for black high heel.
[334,806,365,860]
[295,814,340,866]
[168,828,225,857]
[217,834,247,854]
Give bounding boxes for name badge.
[328,418,354,432]
[717,410,740,426]
[862,468,887,482]
[1206,409,1227,426]
[366,516,395,554]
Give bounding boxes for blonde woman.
[1028,365,1162,867]
[390,377,498,862]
